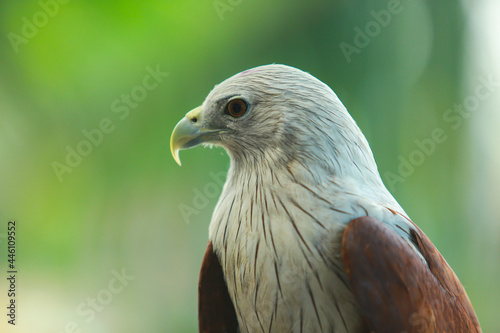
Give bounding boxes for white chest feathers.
[207,160,414,332]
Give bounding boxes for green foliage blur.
[0,0,498,332]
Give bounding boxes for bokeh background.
[1,0,499,332]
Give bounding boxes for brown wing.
[198,241,239,333]
[341,216,481,333]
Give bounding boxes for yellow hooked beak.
[170,106,204,166]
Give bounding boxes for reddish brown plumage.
[198,242,238,333]
[342,216,481,333]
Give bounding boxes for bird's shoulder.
[341,215,482,332]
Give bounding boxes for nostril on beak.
[185,105,202,125]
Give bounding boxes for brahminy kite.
[170,64,481,333]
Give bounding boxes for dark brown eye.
[226,99,248,118]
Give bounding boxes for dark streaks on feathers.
[299,308,304,333]
[274,261,285,299]
[294,180,349,215]
[233,190,245,243]
[250,195,254,229]
[357,204,369,217]
[253,281,266,333]
[314,243,351,293]
[306,280,324,332]
[223,196,236,272]
[254,239,260,283]
[295,159,318,182]
[297,242,324,291]
[277,197,313,254]
[395,224,410,236]
[290,198,326,229]
[268,215,279,259]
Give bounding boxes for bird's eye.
[225,99,248,118]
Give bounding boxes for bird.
[170,64,481,333]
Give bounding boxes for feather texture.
[342,216,481,333]
[172,64,483,332]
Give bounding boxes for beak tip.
[170,106,203,166]
[171,147,182,166]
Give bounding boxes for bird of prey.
[170,64,481,333]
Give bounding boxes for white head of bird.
[171,64,395,204]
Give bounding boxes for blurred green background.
[1,0,499,332]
